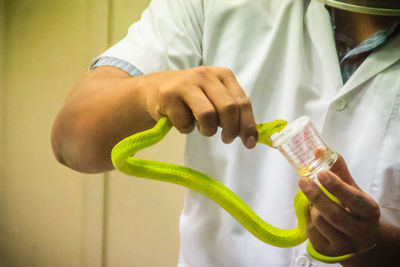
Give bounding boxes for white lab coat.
[97,0,400,266]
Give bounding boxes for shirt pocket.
[371,93,400,212]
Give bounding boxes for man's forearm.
[342,220,400,267]
[51,66,155,173]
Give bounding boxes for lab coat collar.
[334,32,400,101]
[305,1,400,101]
[305,0,343,89]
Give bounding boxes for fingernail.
[246,136,256,148]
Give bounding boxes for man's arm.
[51,66,154,173]
[51,66,258,173]
[298,155,400,267]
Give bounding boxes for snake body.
[111,117,351,263]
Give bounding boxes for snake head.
[256,120,287,148]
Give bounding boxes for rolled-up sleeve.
[90,57,143,77]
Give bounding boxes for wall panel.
[0,0,4,191]
[0,0,185,266]
[0,0,107,266]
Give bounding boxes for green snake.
[111,117,352,263]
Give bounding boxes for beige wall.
[0,0,185,266]
[104,1,186,266]
[0,1,107,266]
[0,0,4,184]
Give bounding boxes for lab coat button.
[335,99,347,111]
[295,255,311,267]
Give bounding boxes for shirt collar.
[339,18,400,63]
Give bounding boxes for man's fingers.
[153,66,257,148]
[318,171,380,220]
[238,99,258,148]
[299,177,357,237]
[217,68,258,148]
[182,87,218,137]
[309,207,353,255]
[329,154,357,187]
[307,220,332,255]
[201,76,240,144]
[164,98,195,134]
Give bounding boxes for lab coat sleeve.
[93,0,204,74]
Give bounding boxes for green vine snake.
[111,116,352,263]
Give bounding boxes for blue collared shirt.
[335,18,400,83]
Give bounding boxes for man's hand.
[52,66,258,173]
[142,66,258,148]
[298,155,381,258]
